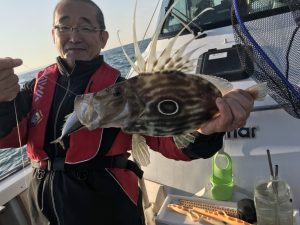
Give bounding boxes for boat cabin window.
[160,0,289,38]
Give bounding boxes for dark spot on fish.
[157,99,179,115]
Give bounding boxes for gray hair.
[53,0,106,30]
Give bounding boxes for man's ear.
[52,28,56,44]
[100,31,109,49]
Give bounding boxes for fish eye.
[157,99,179,116]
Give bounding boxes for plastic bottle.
[210,151,234,201]
[254,177,293,225]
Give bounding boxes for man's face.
[52,1,108,69]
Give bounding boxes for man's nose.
[68,30,82,42]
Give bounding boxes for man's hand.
[0,57,22,102]
[198,89,254,135]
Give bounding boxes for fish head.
[74,80,145,130]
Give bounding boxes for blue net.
[232,0,300,118]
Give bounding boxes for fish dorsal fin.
[196,74,233,95]
[131,134,151,167]
[117,30,141,73]
[152,6,213,73]
[132,0,146,72]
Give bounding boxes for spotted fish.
[70,70,266,166]
[73,71,267,134]
[74,72,232,136]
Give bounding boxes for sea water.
[254,179,293,225]
[0,39,150,179]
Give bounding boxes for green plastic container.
[210,151,234,201]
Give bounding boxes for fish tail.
[50,138,65,150]
[246,82,268,101]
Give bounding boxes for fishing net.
[231,0,300,118]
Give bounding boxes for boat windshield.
[160,0,289,38]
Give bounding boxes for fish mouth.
[74,92,143,130]
[74,94,99,129]
[74,93,120,130]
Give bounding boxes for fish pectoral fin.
[131,134,151,167]
[173,133,197,149]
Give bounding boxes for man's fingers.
[224,97,248,123]
[223,89,254,112]
[215,97,234,128]
[198,90,255,135]
[0,74,19,90]
[0,68,17,81]
[216,95,250,131]
[221,89,254,129]
[0,58,22,102]
[0,58,23,70]
[0,84,20,102]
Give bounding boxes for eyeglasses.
[54,25,104,35]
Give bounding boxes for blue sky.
[0,0,162,73]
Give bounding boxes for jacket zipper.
[51,78,70,225]
[50,172,61,225]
